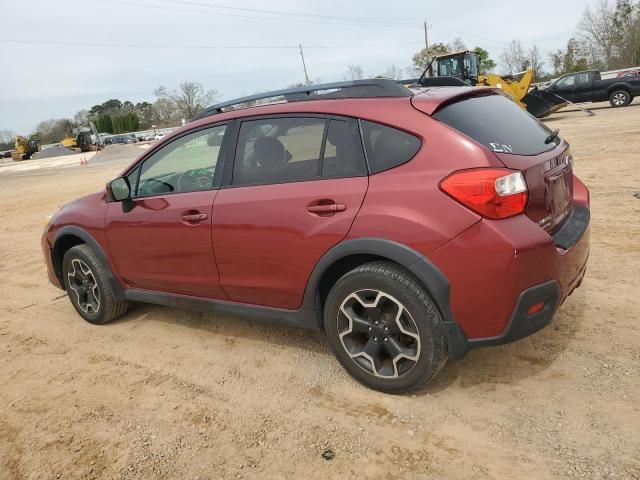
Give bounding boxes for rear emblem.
[489,143,514,153]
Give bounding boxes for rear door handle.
[181,212,208,223]
[307,203,346,214]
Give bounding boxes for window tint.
[576,72,591,85]
[136,124,226,197]
[322,120,366,178]
[433,94,558,155]
[556,75,575,88]
[360,120,421,174]
[232,117,365,186]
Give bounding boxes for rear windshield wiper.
[545,129,560,144]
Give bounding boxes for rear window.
[433,94,559,155]
[360,121,421,173]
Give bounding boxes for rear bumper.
[431,202,590,349]
[468,280,560,346]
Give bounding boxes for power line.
[0,38,420,50]
[95,0,423,28]
[430,24,511,47]
[149,0,420,25]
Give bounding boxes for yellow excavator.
[11,136,39,161]
[416,50,567,118]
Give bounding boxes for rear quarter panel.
[349,113,499,256]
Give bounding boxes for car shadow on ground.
[422,289,586,394]
[114,301,330,355]
[111,289,586,394]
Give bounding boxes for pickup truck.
[542,70,640,107]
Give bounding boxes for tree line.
[0,82,219,149]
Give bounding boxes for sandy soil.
[1,104,639,480]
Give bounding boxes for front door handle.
[307,203,347,214]
[181,212,208,224]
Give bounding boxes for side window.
[322,120,366,178]
[557,75,575,88]
[360,120,421,174]
[232,117,365,186]
[136,124,227,197]
[576,72,591,85]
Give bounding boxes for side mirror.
[109,177,131,201]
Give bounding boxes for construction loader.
[61,122,103,152]
[417,50,567,118]
[11,136,39,161]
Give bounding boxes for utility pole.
[423,20,429,50]
[299,43,310,85]
[424,20,432,77]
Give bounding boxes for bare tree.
[382,65,404,80]
[548,49,565,76]
[527,45,545,80]
[449,37,467,52]
[152,98,178,125]
[344,64,364,81]
[73,109,89,126]
[0,129,16,145]
[577,0,617,68]
[154,82,219,120]
[499,40,527,74]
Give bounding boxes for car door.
[105,123,230,299]
[551,74,577,101]
[213,115,368,310]
[573,72,594,102]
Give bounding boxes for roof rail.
[193,79,412,120]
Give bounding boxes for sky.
[0,0,594,134]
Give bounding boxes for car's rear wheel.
[609,90,631,107]
[324,262,447,393]
[62,244,128,325]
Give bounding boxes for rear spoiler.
[410,86,499,116]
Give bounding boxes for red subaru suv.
[42,80,590,392]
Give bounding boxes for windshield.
[437,53,478,85]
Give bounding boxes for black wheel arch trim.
[51,226,127,303]
[301,237,470,359]
[607,84,631,95]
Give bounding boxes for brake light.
[440,169,528,219]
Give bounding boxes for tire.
[609,90,631,107]
[62,244,128,325]
[324,262,447,393]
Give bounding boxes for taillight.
[440,169,528,219]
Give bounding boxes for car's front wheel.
[609,90,631,107]
[62,244,128,325]
[324,262,447,393]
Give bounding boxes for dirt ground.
[1,103,639,480]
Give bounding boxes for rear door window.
[433,94,558,155]
[360,121,421,173]
[232,117,366,186]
